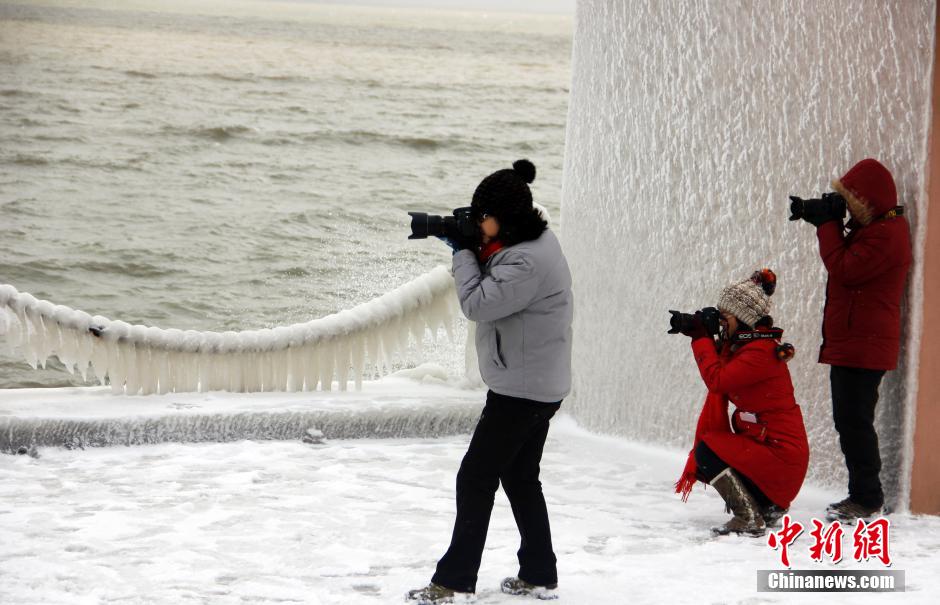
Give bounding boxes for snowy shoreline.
[2,379,939,603]
[2,412,939,604]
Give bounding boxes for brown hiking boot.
[500,577,558,600]
[709,468,766,537]
[826,498,882,522]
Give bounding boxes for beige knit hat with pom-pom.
[717,269,777,327]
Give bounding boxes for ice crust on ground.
[1,415,938,605]
[0,372,484,452]
[0,267,462,395]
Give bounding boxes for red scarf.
[675,389,731,502]
[477,239,504,263]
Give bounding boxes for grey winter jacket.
[452,229,573,403]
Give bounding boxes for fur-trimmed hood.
[831,158,898,226]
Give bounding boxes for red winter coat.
[691,334,809,509]
[817,217,912,371]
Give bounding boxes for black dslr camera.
[408,206,479,242]
[788,192,846,223]
[667,306,721,336]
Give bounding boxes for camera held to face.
[408,206,480,243]
[667,306,721,336]
[788,192,846,224]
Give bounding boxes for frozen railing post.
[0,266,474,395]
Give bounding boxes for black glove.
[681,311,710,340]
[436,235,474,254]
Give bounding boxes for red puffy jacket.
[692,335,809,509]
[818,159,913,371]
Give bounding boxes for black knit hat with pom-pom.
[471,159,546,245]
[471,159,536,219]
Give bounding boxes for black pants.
[432,390,561,593]
[694,441,773,508]
[831,365,886,509]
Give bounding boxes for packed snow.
[1,410,938,604]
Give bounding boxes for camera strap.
[882,205,904,219]
[731,328,783,344]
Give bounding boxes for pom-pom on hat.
[471,159,536,220]
[717,269,776,328]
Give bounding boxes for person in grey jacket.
[407,160,573,604]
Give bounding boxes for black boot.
[761,504,788,528]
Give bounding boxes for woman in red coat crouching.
[675,269,809,536]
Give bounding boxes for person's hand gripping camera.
[407,207,480,254]
[788,192,847,227]
[667,307,721,340]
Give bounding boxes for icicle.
[22,304,42,369]
[154,349,169,395]
[188,351,201,393]
[108,341,125,394]
[244,351,260,393]
[336,337,351,392]
[53,307,78,374]
[221,332,239,392]
[319,339,335,392]
[408,314,425,358]
[365,332,380,379]
[306,341,323,391]
[0,265,463,395]
[140,327,162,395]
[88,334,107,385]
[285,346,299,392]
[351,335,365,391]
[379,325,397,376]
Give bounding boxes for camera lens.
[408,212,445,239]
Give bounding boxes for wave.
[71,259,174,278]
[124,69,158,80]
[199,73,306,84]
[6,154,50,166]
[205,72,253,83]
[178,126,479,152]
[160,124,254,142]
[33,134,89,143]
[284,129,481,152]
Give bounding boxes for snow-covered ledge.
[0,267,463,396]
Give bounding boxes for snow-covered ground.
[2,411,938,604]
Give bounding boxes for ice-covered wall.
[561,0,935,507]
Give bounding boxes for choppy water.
[0,0,571,387]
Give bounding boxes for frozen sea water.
[2,415,938,605]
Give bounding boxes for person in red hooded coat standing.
[794,158,912,521]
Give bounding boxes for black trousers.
[831,365,886,509]
[432,390,561,593]
[694,441,773,508]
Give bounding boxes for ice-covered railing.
[0,266,460,395]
